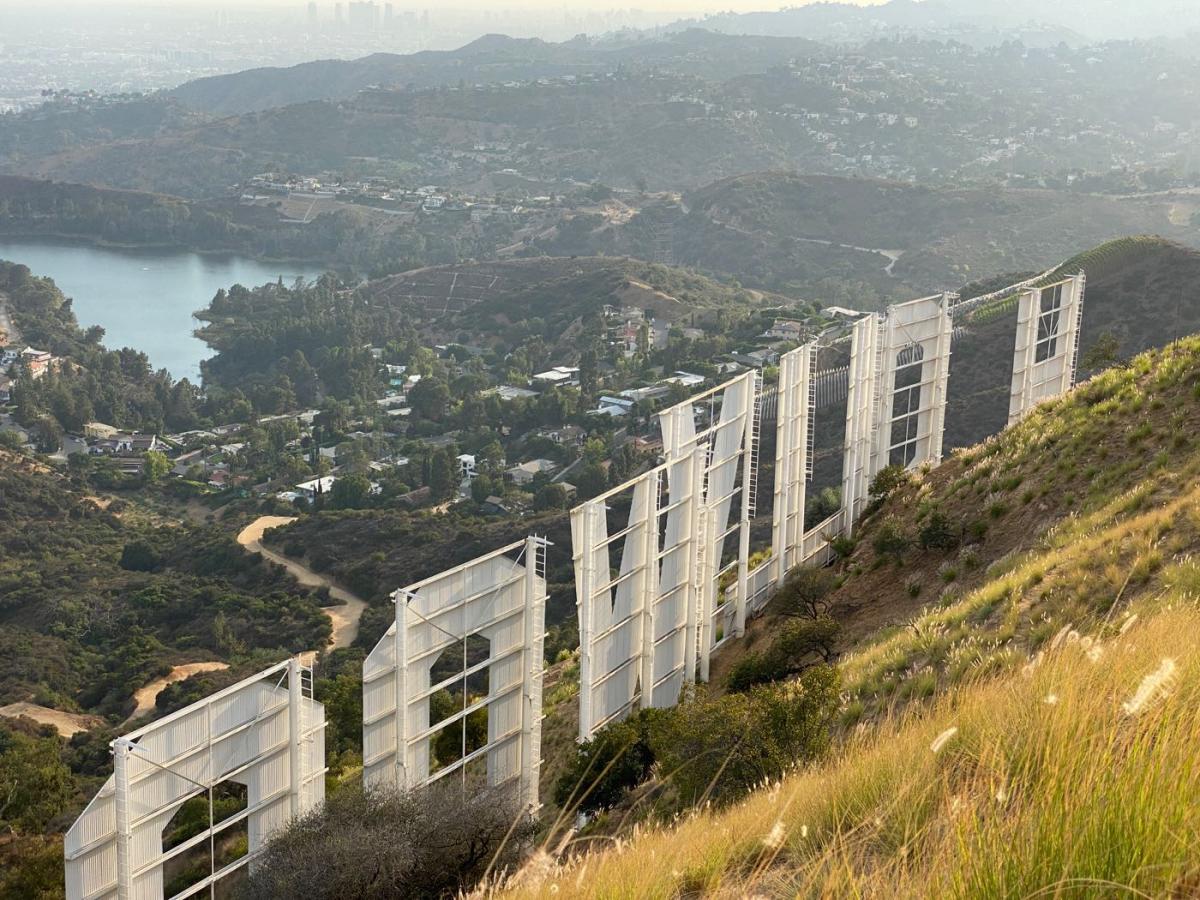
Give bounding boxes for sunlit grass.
[496,605,1200,899]
[487,335,1200,899]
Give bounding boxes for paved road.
[237,516,369,660]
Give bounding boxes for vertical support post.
[735,371,756,637]
[520,536,544,812]
[112,738,133,900]
[929,296,953,464]
[391,590,410,785]
[870,313,898,476]
[287,657,303,819]
[681,451,699,685]
[638,472,659,711]
[1066,273,1086,390]
[698,500,717,683]
[574,505,596,741]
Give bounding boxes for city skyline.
[0,0,884,11]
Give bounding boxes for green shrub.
[650,668,840,807]
[725,616,840,692]
[869,464,910,501]
[553,715,657,815]
[831,534,857,559]
[775,565,838,619]
[725,652,788,693]
[872,517,911,562]
[967,519,989,542]
[918,509,959,551]
[240,783,536,900]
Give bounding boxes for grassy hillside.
[505,606,1200,897]
[495,332,1200,897]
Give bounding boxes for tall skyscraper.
[307,2,318,26]
[348,1,380,30]
[384,3,394,27]
[334,2,343,25]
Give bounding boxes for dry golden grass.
[495,602,1200,899]
[488,337,1200,899]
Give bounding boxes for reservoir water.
[0,238,326,380]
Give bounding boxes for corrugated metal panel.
[363,540,547,811]
[66,660,325,900]
[659,371,757,681]
[1009,274,1086,425]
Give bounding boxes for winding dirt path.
[237,515,369,654]
[124,662,231,725]
[116,516,369,727]
[0,702,102,737]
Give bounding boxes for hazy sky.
[0,0,883,9]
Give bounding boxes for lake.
[0,238,327,380]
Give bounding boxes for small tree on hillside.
[919,508,959,551]
[1081,330,1122,372]
[775,565,838,619]
[143,450,170,483]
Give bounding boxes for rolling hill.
[365,255,787,347]
[8,38,1200,202]
[496,290,1200,900]
[167,31,829,117]
[528,174,1199,306]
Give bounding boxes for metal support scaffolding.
[65,659,326,900]
[1009,273,1086,425]
[842,313,880,532]
[771,342,817,583]
[362,537,548,812]
[571,454,699,741]
[658,370,758,680]
[869,293,954,474]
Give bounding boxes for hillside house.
[532,366,579,388]
[765,319,806,341]
[20,347,53,379]
[535,424,586,446]
[458,454,478,480]
[295,476,336,502]
[731,348,780,368]
[90,432,163,456]
[486,385,538,401]
[507,458,559,485]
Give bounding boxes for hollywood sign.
[67,273,1084,896]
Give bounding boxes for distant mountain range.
[168,30,828,117]
[663,0,1200,45]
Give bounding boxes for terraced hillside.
[366,256,793,352]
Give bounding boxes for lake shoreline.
[0,228,339,272]
[0,236,327,379]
